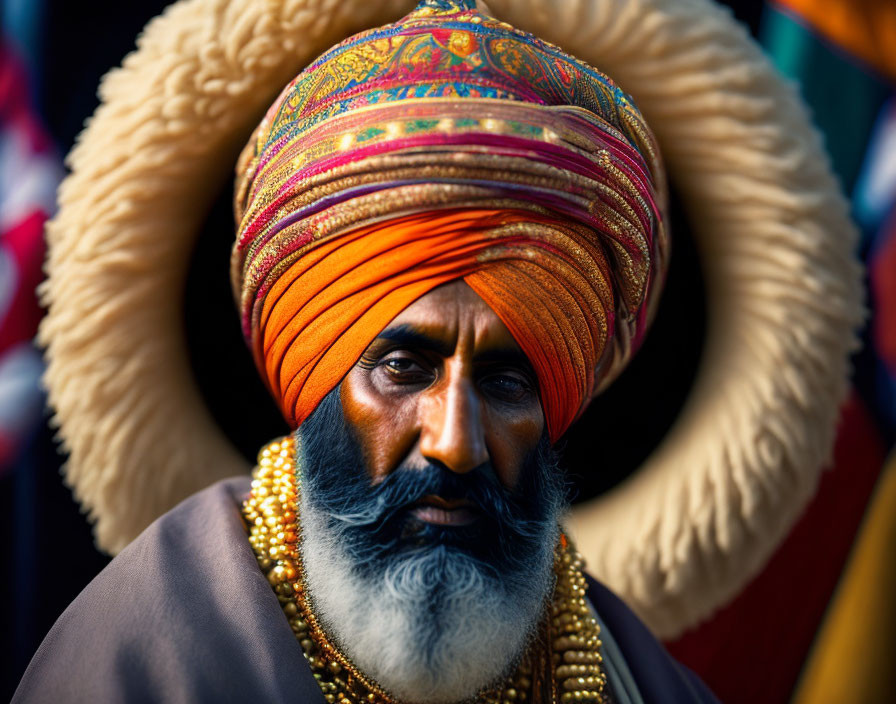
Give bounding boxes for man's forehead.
[371,281,528,362]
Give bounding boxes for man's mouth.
[410,495,480,527]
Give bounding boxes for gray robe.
[14,478,717,704]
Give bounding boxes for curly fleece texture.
[40,0,863,638]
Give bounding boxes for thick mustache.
[326,462,512,529]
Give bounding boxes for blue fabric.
[592,603,643,704]
[585,575,720,704]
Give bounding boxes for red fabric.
[665,393,887,704]
[0,41,56,472]
[0,211,47,355]
[871,213,896,373]
[0,41,52,357]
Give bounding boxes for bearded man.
[15,0,863,701]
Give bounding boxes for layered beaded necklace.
[242,437,607,703]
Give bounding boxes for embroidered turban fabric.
[232,0,668,441]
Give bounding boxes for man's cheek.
[340,370,420,481]
[483,420,544,490]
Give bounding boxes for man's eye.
[384,358,418,373]
[380,355,430,381]
[481,373,533,403]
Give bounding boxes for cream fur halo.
[41,0,863,638]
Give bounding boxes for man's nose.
[418,378,488,474]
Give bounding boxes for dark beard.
[295,386,568,586]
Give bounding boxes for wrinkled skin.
[340,280,546,525]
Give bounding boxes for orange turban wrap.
[232,0,668,442]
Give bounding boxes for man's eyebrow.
[371,324,534,372]
[372,324,454,357]
[473,348,534,373]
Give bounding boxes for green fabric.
[760,6,890,191]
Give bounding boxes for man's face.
[295,280,565,701]
[297,280,562,572]
[342,279,546,507]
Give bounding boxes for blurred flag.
[0,40,61,473]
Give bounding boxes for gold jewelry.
[243,437,606,703]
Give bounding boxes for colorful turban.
[232,0,668,442]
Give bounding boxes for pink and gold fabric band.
[232,0,668,441]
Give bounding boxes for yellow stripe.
[792,451,896,703]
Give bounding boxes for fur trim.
[40,0,863,638]
[40,0,415,554]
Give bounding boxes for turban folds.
[232,0,668,441]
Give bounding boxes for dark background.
[1,0,765,698]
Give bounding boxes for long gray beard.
[299,490,559,703]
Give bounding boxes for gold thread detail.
[243,437,606,703]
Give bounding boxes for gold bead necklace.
[242,437,606,704]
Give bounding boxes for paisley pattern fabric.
[232,0,667,439]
